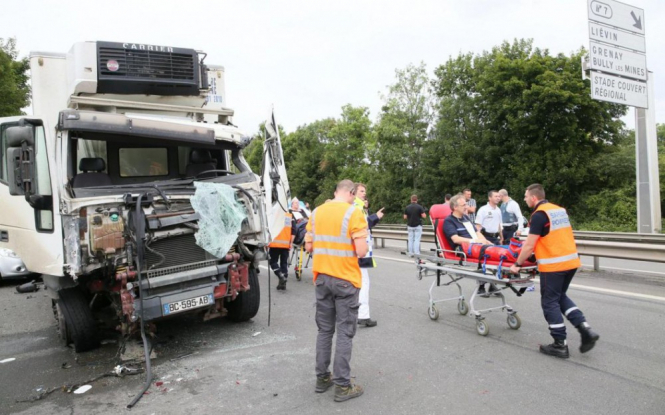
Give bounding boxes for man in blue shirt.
[444,194,496,296]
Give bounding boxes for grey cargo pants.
[315,273,360,386]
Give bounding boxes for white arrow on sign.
[588,0,645,36]
[588,41,647,81]
[589,22,646,53]
[589,70,647,108]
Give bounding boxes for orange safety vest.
[307,201,367,288]
[269,213,293,249]
[533,202,581,272]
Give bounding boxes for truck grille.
[96,41,200,96]
[145,234,208,270]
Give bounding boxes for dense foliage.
[0,38,30,117]
[250,39,662,231]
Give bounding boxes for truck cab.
[0,41,290,352]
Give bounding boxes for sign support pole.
[635,70,662,233]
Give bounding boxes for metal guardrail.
[371,225,665,265]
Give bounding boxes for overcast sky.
[4,0,664,135]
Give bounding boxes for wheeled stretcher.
[288,220,311,281]
[413,205,538,336]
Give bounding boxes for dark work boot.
[539,339,570,359]
[578,322,600,353]
[488,284,501,296]
[357,318,377,327]
[334,382,364,402]
[276,272,286,290]
[315,373,333,393]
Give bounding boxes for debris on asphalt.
[73,385,92,394]
[1,358,16,363]
[15,280,40,294]
[170,352,194,361]
[101,339,118,345]
[61,362,72,369]
[252,332,262,337]
[155,381,164,387]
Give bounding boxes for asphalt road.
[1,243,664,415]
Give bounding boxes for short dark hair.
[444,193,452,201]
[488,190,498,198]
[411,194,418,202]
[462,188,471,193]
[526,183,546,200]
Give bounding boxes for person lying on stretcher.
[443,194,499,296]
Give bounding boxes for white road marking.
[373,255,665,302]
[581,264,665,277]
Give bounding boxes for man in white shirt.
[475,190,503,245]
[498,189,524,242]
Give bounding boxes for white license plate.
[163,294,213,315]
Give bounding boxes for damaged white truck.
[0,41,290,352]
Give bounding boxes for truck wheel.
[226,267,260,322]
[57,288,100,352]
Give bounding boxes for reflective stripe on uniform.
[340,205,357,237]
[313,248,356,257]
[549,323,565,329]
[272,239,291,246]
[564,307,579,317]
[537,253,579,265]
[316,234,353,244]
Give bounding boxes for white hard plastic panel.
[29,54,68,130]
[262,113,291,243]
[203,66,227,124]
[0,119,65,276]
[588,0,645,35]
[67,42,98,96]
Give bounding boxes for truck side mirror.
[5,125,36,197]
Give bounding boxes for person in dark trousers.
[269,210,297,290]
[306,179,369,402]
[403,195,427,256]
[510,184,599,358]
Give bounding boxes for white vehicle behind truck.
[0,41,290,352]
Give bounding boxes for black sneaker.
[334,382,364,402]
[315,374,333,393]
[539,339,570,359]
[477,285,488,297]
[578,323,600,353]
[357,318,377,327]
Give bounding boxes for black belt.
[504,224,518,230]
[482,230,501,238]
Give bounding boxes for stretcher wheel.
[457,300,469,315]
[507,313,521,330]
[476,320,489,336]
[428,306,439,321]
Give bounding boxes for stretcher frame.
[288,243,312,281]
[413,247,537,336]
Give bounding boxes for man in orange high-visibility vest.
[269,211,296,290]
[305,179,368,402]
[510,184,599,359]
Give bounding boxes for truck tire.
[57,288,100,352]
[226,267,260,322]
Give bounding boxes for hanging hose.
[127,192,153,409]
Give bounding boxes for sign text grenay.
[586,0,647,109]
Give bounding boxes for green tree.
[0,38,30,116]
[372,63,436,218]
[432,39,627,216]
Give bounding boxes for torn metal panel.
[190,182,246,258]
[62,215,82,276]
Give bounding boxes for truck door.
[262,112,291,243]
[0,117,64,276]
